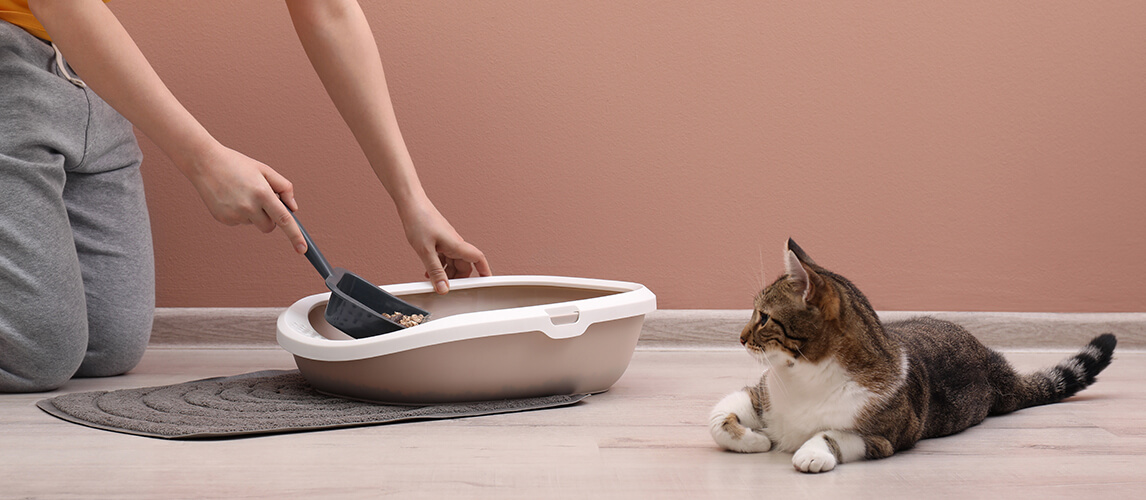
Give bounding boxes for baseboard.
[639,310,1146,350]
[151,308,1146,350]
[151,308,283,347]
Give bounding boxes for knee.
[0,319,87,393]
[74,305,152,378]
[0,364,79,393]
[75,342,148,378]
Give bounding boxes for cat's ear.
[784,246,840,320]
[785,249,813,301]
[786,238,817,266]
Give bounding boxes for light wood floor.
[2,345,1142,499]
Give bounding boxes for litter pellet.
[381,312,427,328]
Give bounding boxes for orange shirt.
[0,0,111,41]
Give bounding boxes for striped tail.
[991,333,1117,414]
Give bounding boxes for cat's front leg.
[792,430,866,473]
[709,390,772,453]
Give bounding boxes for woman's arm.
[286,0,491,293]
[31,0,308,254]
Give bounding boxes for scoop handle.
[290,212,334,280]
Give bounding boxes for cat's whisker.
[762,353,789,397]
[758,244,767,290]
[743,253,766,297]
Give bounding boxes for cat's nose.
[739,327,751,345]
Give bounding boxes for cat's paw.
[711,413,773,453]
[710,391,771,453]
[792,442,838,473]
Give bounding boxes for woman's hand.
[183,143,307,255]
[399,198,492,294]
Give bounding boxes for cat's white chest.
[763,356,875,452]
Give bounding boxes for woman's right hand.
[32,2,309,256]
[183,143,308,255]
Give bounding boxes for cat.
[709,239,1117,473]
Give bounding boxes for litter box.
[277,275,656,404]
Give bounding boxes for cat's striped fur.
[710,239,1117,473]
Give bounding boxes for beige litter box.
[277,275,656,404]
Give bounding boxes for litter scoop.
[290,213,430,339]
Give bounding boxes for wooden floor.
[2,345,1143,499]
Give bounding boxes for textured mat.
[37,370,588,439]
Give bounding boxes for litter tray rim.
[277,275,656,362]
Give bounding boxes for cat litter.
[277,275,656,404]
[380,312,426,328]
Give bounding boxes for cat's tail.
[990,333,1117,415]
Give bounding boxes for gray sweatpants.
[1,22,154,392]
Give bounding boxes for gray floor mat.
[37,370,587,439]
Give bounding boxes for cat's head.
[740,239,845,365]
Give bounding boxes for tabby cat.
[709,239,1117,473]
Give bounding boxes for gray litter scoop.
[290,213,430,339]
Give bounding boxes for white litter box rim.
[277,275,657,362]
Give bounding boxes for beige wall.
[112,1,1145,312]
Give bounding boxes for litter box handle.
[540,305,588,339]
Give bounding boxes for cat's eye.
[758,313,770,326]
[772,318,799,339]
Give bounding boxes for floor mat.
[37,370,588,439]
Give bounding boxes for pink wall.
[111,1,1145,312]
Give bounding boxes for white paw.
[710,392,772,453]
[734,428,773,453]
[793,445,837,473]
[713,420,773,453]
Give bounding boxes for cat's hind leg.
[709,390,773,453]
[792,430,866,473]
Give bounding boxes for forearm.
[285,0,428,214]
[31,0,219,176]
